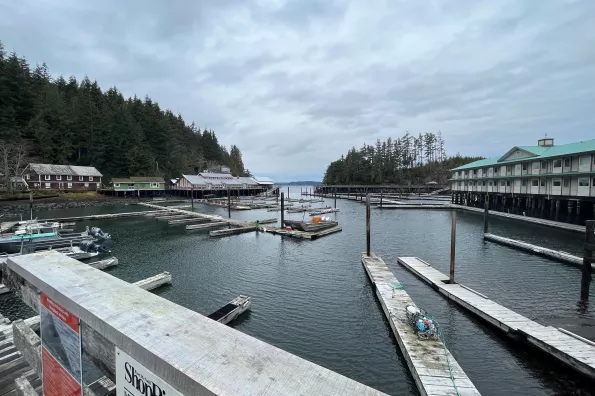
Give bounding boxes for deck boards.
[397,257,595,380]
[361,254,480,396]
[264,225,342,240]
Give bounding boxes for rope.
[439,330,462,396]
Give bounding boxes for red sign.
[40,293,82,396]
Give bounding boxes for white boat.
[207,295,252,325]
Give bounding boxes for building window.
[500,181,505,186]
[553,159,562,168]
[564,158,570,167]
[488,181,492,186]
[521,179,527,186]
[67,183,72,188]
[79,176,84,181]
[540,178,546,186]
[579,156,590,166]
[563,178,570,187]
[67,175,72,181]
[532,162,539,170]
[553,179,561,187]
[578,177,589,187]
[541,161,547,169]
[25,174,30,180]
[97,183,101,188]
[514,179,520,186]
[522,163,527,171]
[506,181,511,186]
[45,175,50,180]
[84,183,89,188]
[45,183,50,188]
[531,179,539,187]
[128,185,135,189]
[151,182,159,188]
[114,183,120,187]
[89,176,94,182]
[56,175,62,180]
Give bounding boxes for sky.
[0,0,594,181]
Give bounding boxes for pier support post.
[568,201,574,224]
[191,186,194,210]
[580,220,594,301]
[540,198,545,218]
[334,188,337,209]
[380,189,383,208]
[577,201,581,225]
[227,188,231,218]
[280,192,285,227]
[555,199,560,222]
[484,199,489,234]
[366,194,371,257]
[288,186,290,198]
[29,192,33,220]
[450,211,457,284]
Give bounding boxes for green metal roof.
[452,139,595,171]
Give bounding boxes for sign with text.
[116,347,183,396]
[40,293,82,396]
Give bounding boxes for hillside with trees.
[0,40,248,186]
[323,132,483,185]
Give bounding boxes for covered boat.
[283,219,338,232]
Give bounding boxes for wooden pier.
[41,210,171,222]
[88,257,119,270]
[2,251,386,395]
[186,221,230,231]
[210,225,257,237]
[362,254,480,395]
[263,225,342,240]
[483,233,590,267]
[397,257,595,380]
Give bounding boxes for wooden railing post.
[581,220,594,301]
[366,194,371,256]
[450,211,457,284]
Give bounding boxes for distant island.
[276,181,321,186]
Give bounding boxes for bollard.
[450,211,457,284]
[484,199,489,234]
[580,220,594,301]
[280,192,285,228]
[366,194,371,257]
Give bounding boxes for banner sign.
[116,347,183,396]
[40,292,83,396]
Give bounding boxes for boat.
[283,219,338,232]
[0,226,96,254]
[206,295,252,325]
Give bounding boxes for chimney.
[538,138,554,147]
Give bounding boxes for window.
[514,164,521,173]
[89,176,94,182]
[482,181,486,186]
[553,179,561,187]
[151,182,159,188]
[579,156,590,166]
[578,177,589,187]
[531,179,539,187]
[522,179,527,186]
[494,168,499,175]
[67,183,72,189]
[553,159,562,168]
[506,181,511,187]
[541,161,547,169]
[79,176,84,181]
[128,184,135,190]
[593,177,595,186]
[45,183,50,188]
[500,181,506,186]
[532,162,540,170]
[540,178,546,186]
[514,180,520,186]
[488,181,492,186]
[97,183,101,188]
[67,175,72,181]
[522,163,527,171]
[564,158,570,167]
[563,178,570,187]
[45,175,50,180]
[114,183,120,187]
[84,183,89,188]
[25,174,30,180]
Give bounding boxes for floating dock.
[186,221,230,231]
[88,257,119,270]
[361,254,480,396]
[42,210,170,222]
[264,225,342,240]
[210,225,256,237]
[397,257,595,380]
[133,271,172,290]
[483,233,589,267]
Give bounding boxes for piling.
[581,220,594,301]
[280,192,285,228]
[191,186,194,210]
[29,192,33,221]
[366,194,371,257]
[450,211,456,284]
[227,188,231,219]
[334,188,337,209]
[484,199,489,234]
[380,189,383,208]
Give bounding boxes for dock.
[397,257,595,380]
[263,225,342,240]
[186,221,230,231]
[41,210,171,222]
[88,257,119,270]
[483,233,589,267]
[361,254,480,395]
[210,225,257,237]
[133,271,172,290]
[168,217,211,225]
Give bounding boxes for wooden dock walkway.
[264,225,342,240]
[397,257,595,380]
[362,254,480,395]
[42,210,170,222]
[483,233,589,267]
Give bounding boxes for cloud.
[1,0,594,181]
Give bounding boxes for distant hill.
[276,181,321,186]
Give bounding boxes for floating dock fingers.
[397,257,595,380]
[483,233,593,268]
[361,254,480,396]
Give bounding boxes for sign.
[116,347,183,396]
[40,293,82,396]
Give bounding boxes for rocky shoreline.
[0,197,142,218]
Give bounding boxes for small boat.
[0,226,96,254]
[283,219,338,232]
[207,295,252,325]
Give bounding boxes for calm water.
[2,189,595,395]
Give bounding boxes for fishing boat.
[0,225,103,254]
[283,219,338,232]
[206,295,252,325]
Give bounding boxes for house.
[111,177,166,196]
[451,138,595,223]
[23,163,102,190]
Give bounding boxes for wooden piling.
[334,188,337,209]
[29,192,33,221]
[227,188,231,219]
[366,194,371,257]
[191,186,194,210]
[484,199,489,234]
[380,189,383,208]
[581,220,594,301]
[280,192,285,228]
[450,211,456,284]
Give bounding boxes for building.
[172,173,272,198]
[23,163,103,190]
[451,138,595,223]
[111,177,166,196]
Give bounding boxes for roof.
[130,177,165,183]
[254,176,274,184]
[199,172,233,179]
[237,177,258,185]
[29,163,102,177]
[452,139,595,171]
[182,175,207,185]
[170,179,179,185]
[111,178,133,183]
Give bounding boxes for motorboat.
[0,225,99,254]
[283,219,338,232]
[207,295,252,325]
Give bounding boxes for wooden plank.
[397,256,595,380]
[5,251,386,395]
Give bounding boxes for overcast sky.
[1,0,594,181]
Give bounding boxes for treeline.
[323,132,483,185]
[0,40,248,181]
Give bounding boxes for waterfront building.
[22,163,102,190]
[171,173,274,197]
[110,177,166,196]
[451,138,595,222]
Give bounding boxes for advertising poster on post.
[40,292,83,396]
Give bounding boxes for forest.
[323,132,483,185]
[0,40,248,186]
